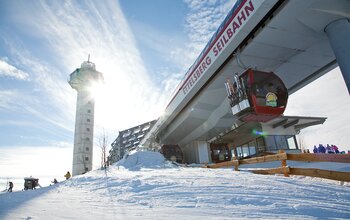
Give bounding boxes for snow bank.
[115,151,174,170]
[1,151,350,219]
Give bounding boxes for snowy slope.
[0,151,349,220]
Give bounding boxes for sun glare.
[87,80,118,131]
[88,81,104,99]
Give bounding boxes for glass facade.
[287,136,297,149]
[256,136,265,153]
[274,136,288,150]
[234,142,257,158]
[264,135,298,151]
[233,135,298,159]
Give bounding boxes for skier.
[64,171,71,180]
[8,182,13,192]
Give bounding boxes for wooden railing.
[205,151,350,182]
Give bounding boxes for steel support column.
[325,19,350,93]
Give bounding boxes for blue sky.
[0,0,349,180]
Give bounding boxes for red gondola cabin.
[160,145,184,163]
[224,69,288,122]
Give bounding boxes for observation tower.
[68,58,103,176]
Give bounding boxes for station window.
[86,147,89,151]
[248,141,257,156]
[86,137,90,141]
[264,135,296,151]
[242,144,249,157]
[287,135,297,149]
[249,146,256,155]
[265,136,277,151]
[87,109,91,113]
[85,167,89,172]
[256,137,265,153]
[236,147,243,158]
[274,136,288,150]
[236,141,257,158]
[85,157,89,161]
[87,118,90,122]
[87,128,90,131]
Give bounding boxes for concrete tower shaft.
[69,60,103,176]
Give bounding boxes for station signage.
[181,0,263,95]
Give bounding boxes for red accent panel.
[255,105,285,115]
[242,113,279,122]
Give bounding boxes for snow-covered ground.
[0,151,349,219]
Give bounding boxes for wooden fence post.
[231,156,239,171]
[279,150,289,177]
[233,160,239,171]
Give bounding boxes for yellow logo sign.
[266,92,277,107]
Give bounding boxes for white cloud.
[0,58,29,80]
[1,0,238,144]
[172,0,236,74]
[9,50,76,123]
[0,89,74,135]
[184,0,236,48]
[0,90,18,110]
[2,0,176,141]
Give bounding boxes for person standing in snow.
[318,144,326,153]
[313,145,318,153]
[64,171,71,180]
[326,144,334,154]
[332,145,340,154]
[8,182,13,192]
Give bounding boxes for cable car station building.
[110,115,326,165]
[137,0,349,165]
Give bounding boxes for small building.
[108,120,156,164]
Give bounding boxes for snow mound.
[115,151,174,170]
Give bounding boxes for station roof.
[214,115,327,144]
[265,116,327,131]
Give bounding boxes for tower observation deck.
[69,60,103,176]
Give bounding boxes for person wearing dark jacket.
[318,144,326,153]
[8,182,13,192]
